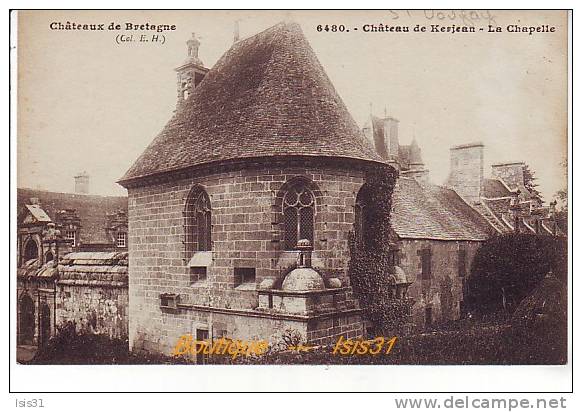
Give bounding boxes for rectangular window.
[420,248,432,279]
[458,248,467,277]
[234,267,256,287]
[116,232,127,248]
[65,230,76,247]
[160,293,178,309]
[195,329,209,364]
[190,267,207,285]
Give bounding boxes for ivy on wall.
[348,165,414,335]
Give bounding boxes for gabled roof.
[120,22,383,184]
[17,188,127,245]
[391,178,492,241]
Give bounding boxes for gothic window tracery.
[283,184,315,250]
[185,188,212,253]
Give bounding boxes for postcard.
[11,9,571,394]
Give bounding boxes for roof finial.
[187,32,201,59]
[384,105,388,118]
[233,19,241,43]
[369,102,373,116]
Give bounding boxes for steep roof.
[17,188,127,245]
[25,204,52,222]
[391,178,492,241]
[119,22,383,184]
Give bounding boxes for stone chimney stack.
[362,114,400,164]
[491,162,525,191]
[445,142,484,204]
[383,116,400,158]
[74,171,90,194]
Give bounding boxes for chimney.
[362,113,400,163]
[491,162,525,191]
[383,116,400,158]
[445,142,484,204]
[74,171,90,194]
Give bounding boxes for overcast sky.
[17,10,568,200]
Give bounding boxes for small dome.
[390,266,408,285]
[282,267,325,291]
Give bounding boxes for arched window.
[22,238,39,263]
[354,185,370,244]
[283,183,315,250]
[185,188,212,253]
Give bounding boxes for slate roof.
[17,188,127,245]
[119,22,383,184]
[391,178,492,241]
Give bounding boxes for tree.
[523,164,543,202]
[467,234,567,315]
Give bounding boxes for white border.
[4,2,576,400]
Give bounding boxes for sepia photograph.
[10,8,572,395]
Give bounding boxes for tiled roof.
[482,178,512,198]
[391,178,491,241]
[17,188,127,245]
[120,22,383,184]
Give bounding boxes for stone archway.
[18,294,35,345]
[39,303,51,346]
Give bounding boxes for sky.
[17,10,568,200]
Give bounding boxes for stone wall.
[126,159,369,355]
[56,284,128,339]
[398,239,481,329]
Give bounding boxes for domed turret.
[281,240,325,292]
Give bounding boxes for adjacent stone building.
[16,179,128,347]
[364,114,563,328]
[118,22,395,356]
